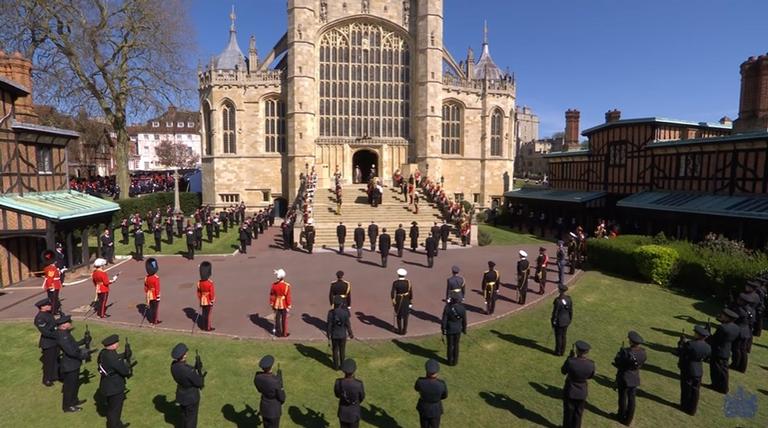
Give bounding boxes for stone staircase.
[311,184,462,248]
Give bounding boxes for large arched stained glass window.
[490,109,504,156]
[319,21,410,139]
[265,98,286,153]
[442,102,462,154]
[203,102,213,155]
[222,101,236,154]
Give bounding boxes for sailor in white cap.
[517,250,530,305]
[391,268,413,335]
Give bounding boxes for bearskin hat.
[199,261,212,280]
[41,249,56,266]
[145,257,159,275]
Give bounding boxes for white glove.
[111,275,118,282]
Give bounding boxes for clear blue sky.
[190,0,768,137]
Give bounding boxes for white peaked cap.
[274,268,286,279]
[397,268,407,277]
[94,258,107,267]
[519,250,528,258]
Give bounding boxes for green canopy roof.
[617,191,768,220]
[503,189,607,204]
[0,191,119,221]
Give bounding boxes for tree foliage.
[154,139,199,169]
[0,0,194,197]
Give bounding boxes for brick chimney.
[733,54,768,133]
[0,50,37,123]
[719,116,733,126]
[605,109,621,123]
[564,109,580,150]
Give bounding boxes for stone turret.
[214,6,247,71]
[472,21,504,81]
[248,36,259,73]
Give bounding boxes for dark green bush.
[111,192,201,224]
[586,235,653,278]
[633,244,679,286]
[478,229,493,246]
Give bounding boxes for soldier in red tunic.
[270,269,292,337]
[144,257,161,325]
[41,249,62,315]
[197,261,216,331]
[92,258,118,318]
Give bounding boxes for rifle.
[705,317,711,333]
[675,328,686,356]
[124,337,137,369]
[83,324,95,362]
[568,343,575,358]
[276,363,284,389]
[194,350,207,388]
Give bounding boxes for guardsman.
[676,325,711,415]
[425,233,438,268]
[439,222,451,251]
[55,315,92,412]
[353,223,365,258]
[97,334,133,428]
[170,343,204,428]
[379,228,392,268]
[415,359,447,428]
[144,258,161,325]
[329,271,352,308]
[567,233,578,274]
[153,222,163,251]
[304,219,316,254]
[394,224,406,257]
[327,295,354,370]
[517,250,530,305]
[556,240,566,285]
[551,283,573,356]
[729,293,755,373]
[254,355,286,428]
[166,217,174,245]
[34,298,58,386]
[92,258,117,318]
[409,221,420,252]
[337,221,347,254]
[613,331,647,426]
[391,268,413,335]
[334,359,365,428]
[186,226,196,260]
[535,247,548,294]
[133,226,144,260]
[197,262,216,331]
[445,265,465,301]
[270,269,292,337]
[367,221,379,252]
[41,249,63,315]
[441,291,467,366]
[707,308,739,394]
[120,218,130,244]
[239,224,249,254]
[561,340,596,428]
[482,261,500,315]
[101,227,115,264]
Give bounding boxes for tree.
[155,140,199,169]
[0,0,194,198]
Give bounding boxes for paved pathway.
[0,229,577,341]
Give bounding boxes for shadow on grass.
[302,313,328,333]
[645,341,678,355]
[391,339,446,364]
[593,373,678,410]
[79,368,95,385]
[410,309,441,325]
[673,314,709,325]
[758,389,768,396]
[479,391,558,428]
[221,403,261,427]
[651,326,687,338]
[642,362,679,381]
[153,394,181,426]
[490,329,552,355]
[288,405,330,427]
[361,403,403,428]
[92,390,107,417]
[294,343,334,369]
[355,311,394,333]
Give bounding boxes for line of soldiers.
[238,206,275,254]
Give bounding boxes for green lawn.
[90,226,244,257]
[479,224,551,246]
[2,271,766,427]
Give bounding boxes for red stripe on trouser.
[99,292,108,316]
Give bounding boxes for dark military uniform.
[337,223,347,254]
[445,274,465,301]
[561,346,595,428]
[176,216,184,237]
[97,340,132,428]
[120,219,129,244]
[134,229,144,260]
[430,224,441,255]
[394,226,406,257]
[729,301,754,373]
[254,369,286,428]
[305,225,316,253]
[171,356,204,427]
[55,321,91,411]
[677,331,711,415]
[101,231,115,263]
[329,279,352,308]
[439,223,451,251]
[166,219,174,244]
[391,278,413,335]
[425,235,438,268]
[415,371,447,428]
[379,232,391,267]
[239,225,249,254]
[353,226,365,258]
[154,223,163,251]
[327,305,354,370]
[186,228,195,259]
[556,244,566,285]
[707,314,739,393]
[367,223,379,252]
[517,257,530,304]
[613,344,646,425]
[551,291,573,356]
[409,223,420,252]
[481,268,500,314]
[334,373,365,428]
[195,224,203,250]
[441,297,466,366]
[34,303,58,385]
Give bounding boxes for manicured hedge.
[478,229,492,247]
[586,235,653,279]
[633,244,679,286]
[111,192,202,224]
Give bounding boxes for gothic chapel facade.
[199,0,517,210]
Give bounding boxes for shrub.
[633,245,679,286]
[586,235,653,278]
[111,192,201,224]
[478,229,493,246]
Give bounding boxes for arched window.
[490,109,503,156]
[202,102,213,155]
[442,102,462,154]
[319,21,410,139]
[222,101,236,154]
[265,98,286,153]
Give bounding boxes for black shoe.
[76,399,87,405]
[43,380,54,387]
[63,406,82,413]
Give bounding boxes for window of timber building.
[678,153,701,177]
[442,103,462,154]
[220,193,240,203]
[319,21,410,138]
[203,103,213,155]
[265,98,286,153]
[36,146,53,173]
[608,143,627,166]
[490,109,503,156]
[222,102,237,154]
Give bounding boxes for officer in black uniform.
[379,228,392,267]
[439,222,451,251]
[195,223,204,250]
[613,331,647,426]
[334,359,365,428]
[367,221,379,252]
[394,224,406,257]
[327,296,354,370]
[239,224,249,254]
[425,233,438,268]
[254,355,286,428]
[170,343,204,428]
[337,221,347,254]
[97,334,133,428]
[329,271,352,308]
[176,215,184,237]
[304,219,316,254]
[561,340,595,428]
[205,218,213,242]
[120,219,130,244]
[441,291,466,366]
[55,315,92,412]
[517,250,530,305]
[676,325,711,415]
[430,223,441,256]
[34,298,58,386]
[556,240,566,285]
[482,261,501,315]
[391,268,413,335]
[730,293,755,373]
[354,223,365,259]
[415,359,448,428]
[707,308,739,394]
[153,222,163,251]
[551,283,573,356]
[445,265,465,301]
[409,221,419,252]
[186,226,195,260]
[134,227,144,260]
[101,228,115,264]
[745,281,764,337]
[166,218,174,245]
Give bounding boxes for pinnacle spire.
[483,20,488,46]
[230,5,236,32]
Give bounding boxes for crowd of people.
[69,172,190,198]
